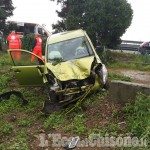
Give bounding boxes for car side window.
[10,51,44,66]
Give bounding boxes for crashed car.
[8,29,108,114]
[138,41,150,55]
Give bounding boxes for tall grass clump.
[123,93,150,142]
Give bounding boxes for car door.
[8,50,48,86]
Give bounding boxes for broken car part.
[0,90,28,105]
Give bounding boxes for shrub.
[22,34,35,52]
[22,34,46,55]
[97,48,115,65]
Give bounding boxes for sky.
[8,0,61,32]
[8,0,150,42]
[122,0,150,41]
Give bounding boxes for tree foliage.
[22,34,46,55]
[50,0,133,48]
[0,0,15,31]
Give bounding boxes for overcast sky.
[122,0,150,41]
[8,0,61,32]
[8,0,150,42]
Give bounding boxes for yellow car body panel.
[47,29,85,45]
[46,56,94,81]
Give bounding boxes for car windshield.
[47,37,93,62]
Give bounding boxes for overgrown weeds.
[123,93,150,141]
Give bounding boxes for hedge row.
[21,34,47,55]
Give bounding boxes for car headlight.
[101,64,108,85]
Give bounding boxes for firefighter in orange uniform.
[7,31,22,59]
[31,34,43,60]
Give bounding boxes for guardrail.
[119,40,144,51]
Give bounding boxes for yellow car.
[8,29,108,114]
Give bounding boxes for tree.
[0,0,15,31]
[50,0,133,48]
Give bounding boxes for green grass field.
[0,51,149,149]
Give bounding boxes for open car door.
[8,50,48,86]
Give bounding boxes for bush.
[22,34,35,52]
[97,48,115,65]
[22,34,46,55]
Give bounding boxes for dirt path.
[108,69,150,85]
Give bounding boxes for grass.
[2,130,29,150]
[123,93,150,140]
[108,73,132,82]
[100,50,150,71]
[109,61,150,71]
[0,51,150,149]
[0,121,14,137]
[64,114,87,134]
[44,112,66,129]
[17,116,37,127]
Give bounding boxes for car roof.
[47,29,85,44]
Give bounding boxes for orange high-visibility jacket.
[7,33,22,49]
[32,36,42,59]
[33,37,42,51]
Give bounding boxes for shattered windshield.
[47,37,93,62]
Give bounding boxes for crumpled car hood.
[46,56,96,81]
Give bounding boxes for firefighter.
[31,34,43,60]
[7,31,22,59]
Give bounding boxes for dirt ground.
[109,68,150,85]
